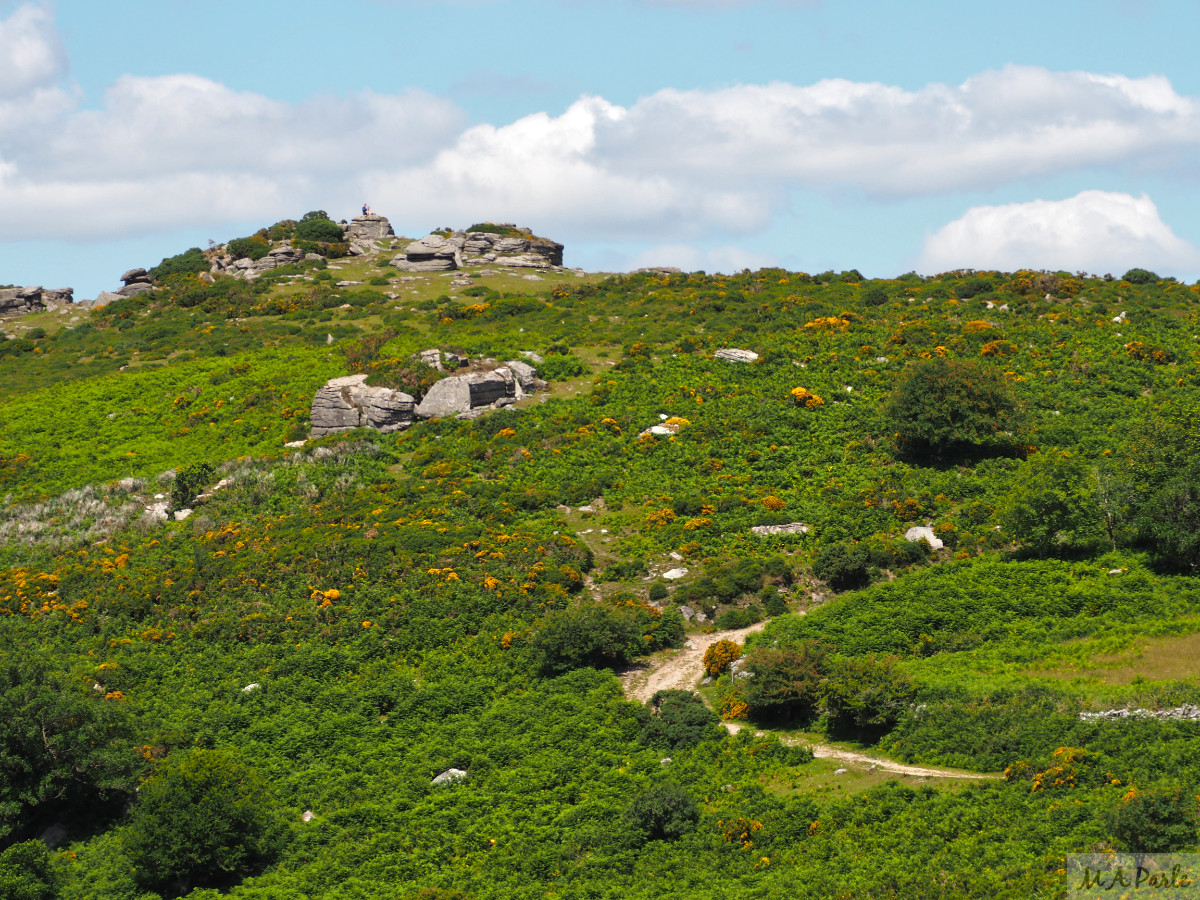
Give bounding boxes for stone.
[520,350,544,364]
[432,768,468,786]
[634,266,683,275]
[660,758,672,765]
[662,568,689,580]
[834,768,848,776]
[904,526,944,551]
[502,359,541,391]
[393,235,461,272]
[415,367,524,419]
[714,348,759,363]
[117,282,155,297]
[174,508,193,521]
[242,683,260,692]
[93,291,123,307]
[120,268,149,284]
[311,374,416,437]
[751,522,810,536]
[285,440,307,448]
[0,287,46,317]
[302,810,316,823]
[679,606,696,621]
[345,214,395,243]
[1107,568,1124,576]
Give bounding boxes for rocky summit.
[393,224,564,272]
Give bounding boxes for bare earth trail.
[621,622,999,781]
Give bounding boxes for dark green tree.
[0,658,134,844]
[822,654,915,738]
[743,643,829,722]
[812,542,870,592]
[532,605,645,674]
[882,358,1021,460]
[123,749,284,897]
[996,451,1105,558]
[636,690,720,750]
[623,782,698,843]
[170,461,216,512]
[1107,787,1198,855]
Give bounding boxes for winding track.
[621,622,999,781]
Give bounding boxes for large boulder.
[310,375,415,437]
[0,286,47,317]
[392,235,462,272]
[415,367,526,419]
[346,214,395,243]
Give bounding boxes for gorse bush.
[703,639,742,676]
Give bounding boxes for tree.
[822,654,915,738]
[532,605,645,675]
[123,749,285,897]
[637,690,720,750]
[296,211,344,243]
[996,451,1105,558]
[743,643,830,722]
[882,358,1021,460]
[623,782,698,843]
[1107,787,1198,856]
[812,541,870,592]
[170,461,215,512]
[1121,268,1160,284]
[0,659,135,844]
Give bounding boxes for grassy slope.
[2,256,1200,898]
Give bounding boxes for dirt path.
[621,621,767,704]
[622,622,998,781]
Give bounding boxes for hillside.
[2,215,1200,899]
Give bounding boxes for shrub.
[1121,268,1160,285]
[812,542,870,592]
[227,237,269,261]
[537,355,585,381]
[648,583,668,603]
[882,357,1021,460]
[0,841,56,900]
[123,749,284,896]
[170,461,216,512]
[1107,787,1198,854]
[996,451,1105,558]
[956,277,993,299]
[862,285,889,307]
[533,605,646,674]
[150,247,209,281]
[703,639,743,676]
[742,643,829,721]
[636,690,720,750]
[623,782,698,843]
[296,213,344,244]
[821,654,915,737]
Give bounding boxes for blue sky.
[2,0,1200,299]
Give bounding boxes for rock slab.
[714,348,759,363]
[311,374,416,437]
[904,526,944,551]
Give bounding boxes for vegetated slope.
[2,249,1200,899]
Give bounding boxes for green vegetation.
[3,236,1200,897]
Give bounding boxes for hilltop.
[2,214,1200,899]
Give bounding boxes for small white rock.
[663,568,689,580]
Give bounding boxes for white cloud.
[917,190,1200,275]
[0,3,65,99]
[2,1,1200,254]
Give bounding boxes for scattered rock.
[311,374,415,437]
[679,606,696,621]
[242,683,260,693]
[1107,568,1124,576]
[662,568,689,580]
[634,266,683,275]
[519,350,544,364]
[834,768,848,776]
[285,440,307,448]
[751,523,810,536]
[714,348,759,363]
[432,768,469,786]
[730,658,753,679]
[905,525,944,551]
[302,810,316,823]
[173,508,193,521]
[1080,704,1200,722]
[393,225,564,272]
[660,758,673,766]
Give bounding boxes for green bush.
[227,237,269,261]
[812,542,870,592]
[170,461,216,512]
[1121,268,1160,285]
[1107,787,1198,854]
[882,357,1021,460]
[533,605,646,674]
[636,690,720,750]
[743,643,829,721]
[956,277,994,299]
[997,451,1105,558]
[537,354,585,381]
[623,782,698,843]
[123,749,284,896]
[0,841,56,900]
[822,654,915,737]
[296,211,344,243]
[150,247,209,281]
[862,285,889,307]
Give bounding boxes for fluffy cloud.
[2,2,1200,248]
[917,191,1200,275]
